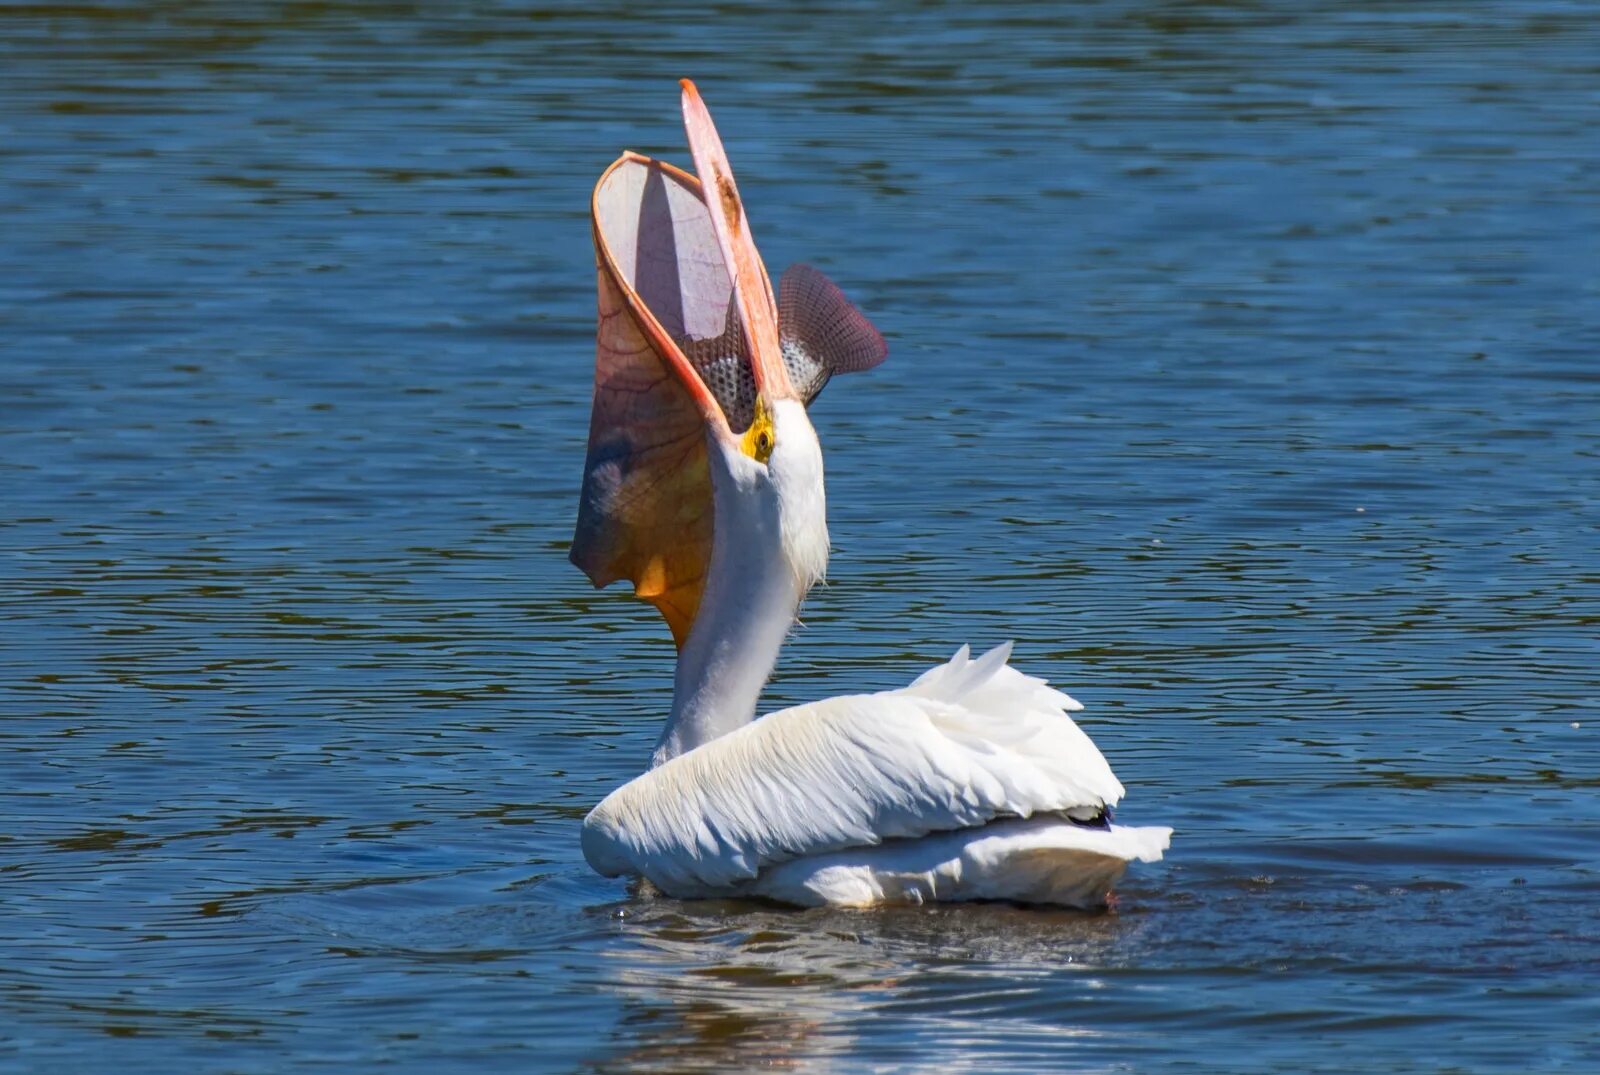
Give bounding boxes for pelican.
[571,81,1170,907]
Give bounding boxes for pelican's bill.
[571,86,885,647]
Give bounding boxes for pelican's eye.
[742,396,776,465]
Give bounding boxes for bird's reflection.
[585,887,1153,1071]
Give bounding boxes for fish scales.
[678,264,887,432]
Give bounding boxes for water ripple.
[3,1,1597,1071]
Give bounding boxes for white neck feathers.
[652,401,826,767]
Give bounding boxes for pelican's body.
[572,83,1169,908]
[585,643,1171,906]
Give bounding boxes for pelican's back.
[582,645,1170,906]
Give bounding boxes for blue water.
[2,2,1597,1071]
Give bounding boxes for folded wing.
[581,644,1128,893]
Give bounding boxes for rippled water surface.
[3,2,1597,1071]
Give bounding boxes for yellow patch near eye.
[742,396,775,464]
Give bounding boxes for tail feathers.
[905,642,1083,713]
[895,643,1122,808]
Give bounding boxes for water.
[2,2,1597,1070]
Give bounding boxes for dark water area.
[2,2,1597,1071]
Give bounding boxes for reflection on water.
[595,899,1145,1071]
[2,1,1597,1071]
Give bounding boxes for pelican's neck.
[651,408,825,767]
[651,447,799,767]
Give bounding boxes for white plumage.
[751,817,1171,908]
[582,643,1171,905]
[574,82,1169,908]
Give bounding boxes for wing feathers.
[582,645,1129,894]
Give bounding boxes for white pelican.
[571,81,1170,907]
